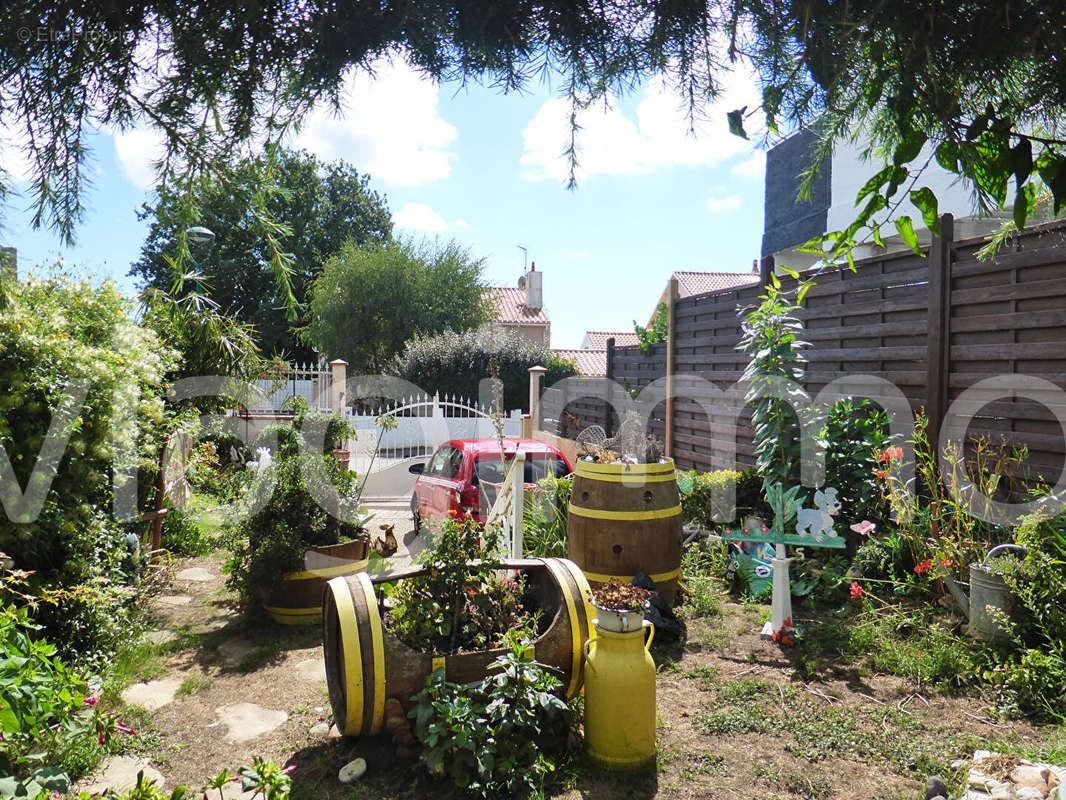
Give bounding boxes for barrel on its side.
[322,557,594,737]
[264,539,369,625]
[567,459,682,604]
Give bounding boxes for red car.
[409,438,572,528]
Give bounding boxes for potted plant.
[590,580,655,633]
[226,412,371,624]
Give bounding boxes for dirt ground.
[112,549,1065,800]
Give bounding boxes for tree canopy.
[130,148,392,359]
[305,238,492,374]
[3,1,1066,251]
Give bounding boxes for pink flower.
[281,765,297,775]
[878,447,904,463]
[849,520,876,536]
[83,697,98,706]
[850,582,863,600]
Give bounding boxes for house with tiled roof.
[551,348,607,377]
[484,264,550,346]
[654,268,760,312]
[580,330,639,350]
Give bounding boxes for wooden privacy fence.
[562,217,1066,480]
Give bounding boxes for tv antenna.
[517,245,528,271]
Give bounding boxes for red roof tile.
[674,270,759,296]
[583,331,639,349]
[484,286,550,324]
[552,348,607,377]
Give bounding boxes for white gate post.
[329,359,348,414]
[528,365,547,432]
[432,392,446,451]
[511,453,525,557]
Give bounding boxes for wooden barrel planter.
[567,458,683,604]
[322,557,594,737]
[264,539,370,626]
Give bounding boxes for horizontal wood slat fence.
[562,216,1066,481]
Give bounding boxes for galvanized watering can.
[944,544,1027,642]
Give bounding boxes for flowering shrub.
[678,468,767,529]
[0,274,175,658]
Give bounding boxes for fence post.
[925,213,955,452]
[511,453,526,557]
[605,337,616,436]
[665,276,679,459]
[527,365,547,432]
[329,359,348,414]
[759,255,775,286]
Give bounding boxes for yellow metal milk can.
[582,619,656,771]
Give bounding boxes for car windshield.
[474,455,569,485]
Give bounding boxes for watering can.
[943,544,1027,642]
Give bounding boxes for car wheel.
[410,494,421,534]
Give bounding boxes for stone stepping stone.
[146,629,177,646]
[294,658,326,683]
[157,594,192,607]
[176,567,216,582]
[215,703,287,743]
[122,677,183,711]
[218,783,259,800]
[80,757,164,795]
[216,638,256,668]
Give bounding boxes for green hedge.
[389,328,576,412]
[679,469,767,529]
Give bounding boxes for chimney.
[524,261,543,310]
[752,258,759,274]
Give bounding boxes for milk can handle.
[582,638,596,673]
[643,619,655,651]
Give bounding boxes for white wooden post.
[767,542,795,638]
[527,365,548,432]
[329,359,348,414]
[511,453,526,557]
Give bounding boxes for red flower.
[83,697,98,706]
[938,557,953,568]
[914,559,933,574]
[875,470,888,480]
[878,446,904,463]
[850,581,863,600]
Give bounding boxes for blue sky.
[1,57,767,350]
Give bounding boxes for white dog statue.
[795,488,841,540]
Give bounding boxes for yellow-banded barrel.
[321,557,594,737]
[263,540,369,625]
[567,458,682,604]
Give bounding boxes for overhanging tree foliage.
[3,1,1066,257]
[131,148,392,359]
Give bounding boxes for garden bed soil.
[111,554,1065,800]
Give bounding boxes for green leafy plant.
[523,476,571,558]
[591,580,655,612]
[409,640,571,798]
[387,516,532,654]
[737,283,811,492]
[634,302,669,355]
[821,398,890,534]
[225,416,368,608]
[678,468,767,529]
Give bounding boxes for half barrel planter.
[566,458,683,604]
[264,539,370,625]
[321,557,594,737]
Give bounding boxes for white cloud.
[731,149,766,178]
[521,67,763,183]
[706,194,743,213]
[394,202,456,232]
[0,117,33,184]
[112,126,166,190]
[292,58,457,186]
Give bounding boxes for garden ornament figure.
[795,488,841,540]
[720,483,845,641]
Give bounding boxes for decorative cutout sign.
[720,484,846,641]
